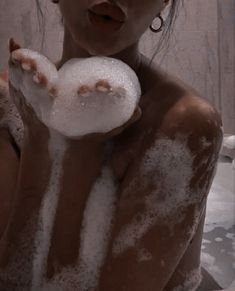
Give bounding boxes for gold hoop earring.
[149,15,164,33]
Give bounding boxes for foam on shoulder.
[113,136,202,255]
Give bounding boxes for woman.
[0,0,223,290]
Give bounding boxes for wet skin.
[0,50,222,290]
[0,0,223,289]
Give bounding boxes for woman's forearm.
[0,128,19,238]
[0,126,104,290]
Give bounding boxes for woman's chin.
[80,38,127,56]
[86,45,121,57]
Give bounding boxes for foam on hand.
[8,49,141,137]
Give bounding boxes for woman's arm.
[98,95,223,291]
[0,41,142,289]
[0,75,19,238]
[0,127,19,238]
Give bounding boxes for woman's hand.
[8,38,142,143]
[8,38,53,142]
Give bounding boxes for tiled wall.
[0,0,63,66]
[217,0,235,134]
[0,0,234,133]
[140,0,235,134]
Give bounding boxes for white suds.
[4,47,142,289]
[200,136,213,149]
[0,216,39,291]
[200,252,222,274]
[113,137,198,255]
[217,280,235,291]
[0,78,24,148]
[8,49,141,138]
[223,135,235,150]
[173,267,202,291]
[137,248,153,262]
[226,233,235,240]
[214,237,223,242]
[41,165,117,291]
[77,166,117,290]
[113,135,217,255]
[31,130,67,290]
[202,239,212,244]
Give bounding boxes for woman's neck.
[58,27,142,75]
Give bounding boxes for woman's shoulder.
[160,75,222,144]
[141,56,222,139]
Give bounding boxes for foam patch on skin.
[113,137,209,255]
[0,78,24,148]
[172,267,202,291]
[31,131,67,290]
[137,248,153,262]
[0,215,39,291]
[8,49,141,138]
[39,165,117,291]
[4,48,140,289]
[200,252,222,275]
[217,279,235,291]
[0,131,66,291]
[76,166,117,290]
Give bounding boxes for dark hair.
[35,0,46,51]
[149,0,180,66]
[35,0,180,65]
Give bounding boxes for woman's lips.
[88,10,124,33]
[89,1,127,22]
[88,1,127,33]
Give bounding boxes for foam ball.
[9,49,141,137]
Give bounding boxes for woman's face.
[59,0,168,56]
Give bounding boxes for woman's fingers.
[8,38,21,54]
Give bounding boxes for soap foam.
[220,279,235,291]
[8,49,141,138]
[39,165,117,291]
[9,49,57,124]
[0,215,39,291]
[200,252,222,275]
[113,137,205,255]
[0,78,24,148]
[50,56,141,136]
[172,266,202,291]
[137,248,153,262]
[31,130,67,290]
